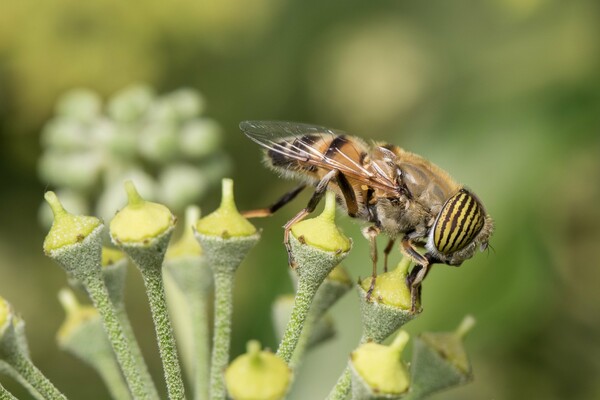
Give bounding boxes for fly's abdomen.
[432,189,485,254]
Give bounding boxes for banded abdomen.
[265,134,371,218]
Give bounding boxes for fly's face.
[427,188,493,265]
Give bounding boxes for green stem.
[288,302,317,370]
[190,295,210,400]
[84,274,151,400]
[327,368,351,400]
[0,362,44,400]
[4,351,67,400]
[210,270,235,400]
[276,278,319,363]
[140,267,186,400]
[115,306,159,400]
[0,382,17,400]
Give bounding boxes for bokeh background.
[1,0,600,399]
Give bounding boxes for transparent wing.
[240,120,399,193]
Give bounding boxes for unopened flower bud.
[290,191,351,253]
[350,330,410,399]
[410,315,476,398]
[357,258,416,343]
[110,180,176,247]
[225,341,291,400]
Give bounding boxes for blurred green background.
[1,0,599,399]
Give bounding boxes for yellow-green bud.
[351,330,410,395]
[291,191,350,253]
[110,180,176,244]
[0,297,9,334]
[225,340,291,400]
[420,315,475,374]
[56,289,98,342]
[101,247,125,267]
[195,179,256,237]
[360,257,412,309]
[43,191,101,254]
[166,206,203,260]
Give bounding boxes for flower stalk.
[165,206,212,400]
[194,179,259,400]
[276,191,351,364]
[101,248,160,399]
[110,181,185,400]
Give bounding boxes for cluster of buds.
[1,175,478,400]
[38,84,229,226]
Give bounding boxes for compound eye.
[432,190,485,254]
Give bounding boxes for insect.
[240,120,494,311]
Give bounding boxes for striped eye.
[432,189,485,254]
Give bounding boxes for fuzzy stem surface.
[84,274,151,400]
[190,295,210,400]
[140,267,186,400]
[4,351,67,400]
[0,382,17,400]
[114,306,159,400]
[209,270,235,400]
[276,278,319,363]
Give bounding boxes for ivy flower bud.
[107,84,155,122]
[196,178,256,239]
[409,315,476,398]
[43,191,101,255]
[225,341,291,400]
[290,192,351,253]
[350,330,410,399]
[110,180,176,247]
[0,297,10,339]
[357,258,416,343]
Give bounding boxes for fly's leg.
[283,170,338,268]
[401,235,430,312]
[383,238,395,273]
[362,226,381,301]
[242,184,306,218]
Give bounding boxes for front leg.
[283,170,338,268]
[361,225,381,301]
[401,235,429,312]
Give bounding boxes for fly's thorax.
[374,195,430,237]
[428,188,487,259]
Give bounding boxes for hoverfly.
[240,121,493,311]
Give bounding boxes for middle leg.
[362,225,381,301]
